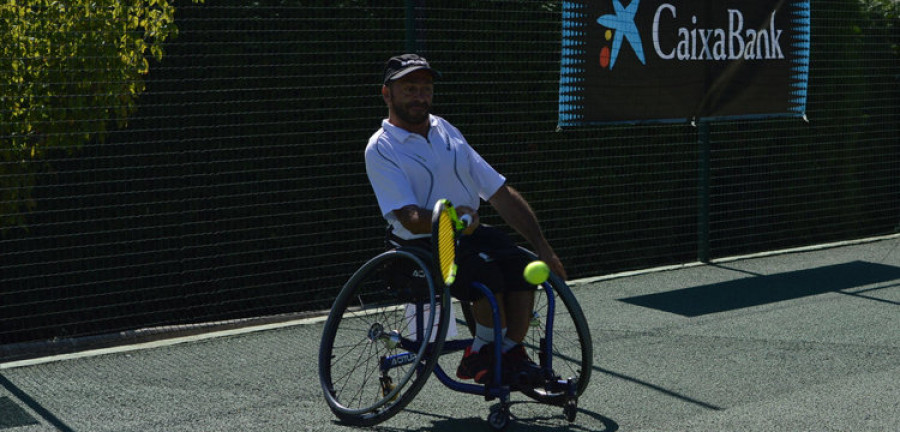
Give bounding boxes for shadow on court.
[620,260,900,316]
[0,374,72,432]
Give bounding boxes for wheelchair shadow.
[371,402,618,432]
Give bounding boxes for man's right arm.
[393,204,479,236]
[393,205,431,235]
[366,140,421,230]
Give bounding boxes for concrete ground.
[2,237,898,432]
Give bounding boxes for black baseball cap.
[382,54,441,85]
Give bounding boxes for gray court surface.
[2,238,898,432]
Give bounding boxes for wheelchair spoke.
[318,248,451,425]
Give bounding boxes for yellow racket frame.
[432,199,462,286]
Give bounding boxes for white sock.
[501,336,518,353]
[472,324,509,353]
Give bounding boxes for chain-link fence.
[1,0,897,353]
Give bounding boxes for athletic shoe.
[503,344,537,368]
[456,343,494,384]
[503,344,544,386]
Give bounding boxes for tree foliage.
[860,0,900,55]
[0,0,201,230]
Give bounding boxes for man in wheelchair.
[366,54,566,385]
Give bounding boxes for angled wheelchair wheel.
[518,252,593,405]
[318,247,450,426]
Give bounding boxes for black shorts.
[387,225,535,302]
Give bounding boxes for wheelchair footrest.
[503,367,553,390]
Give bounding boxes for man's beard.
[392,100,430,126]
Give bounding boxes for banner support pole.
[404,0,425,53]
[697,120,711,263]
[404,0,416,52]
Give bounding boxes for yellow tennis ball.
[523,260,550,285]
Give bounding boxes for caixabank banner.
[559,0,810,126]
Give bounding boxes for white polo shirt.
[365,115,506,240]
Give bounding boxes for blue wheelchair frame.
[380,278,574,428]
[320,245,586,430]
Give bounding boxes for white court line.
[0,315,328,370]
[3,233,897,370]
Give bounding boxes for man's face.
[385,70,434,126]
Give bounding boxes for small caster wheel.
[380,376,398,402]
[564,398,578,422]
[488,406,510,430]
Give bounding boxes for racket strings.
[437,211,456,284]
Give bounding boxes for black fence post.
[404,0,425,53]
[697,121,711,263]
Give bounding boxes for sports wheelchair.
[318,246,592,430]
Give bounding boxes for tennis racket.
[431,199,472,286]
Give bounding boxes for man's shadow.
[372,402,618,432]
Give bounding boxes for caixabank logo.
[595,0,645,69]
[559,0,810,126]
